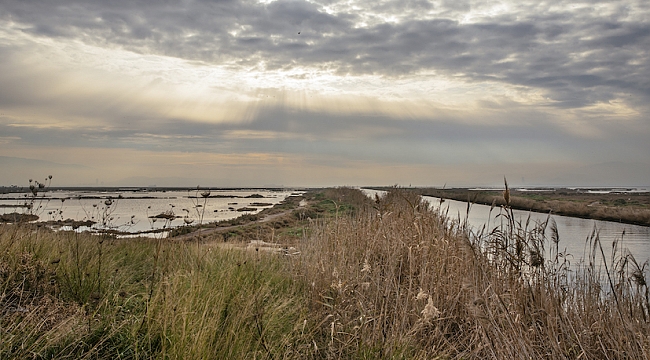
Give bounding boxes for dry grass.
[296,188,650,358]
[1,187,649,359]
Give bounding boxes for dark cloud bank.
[1,0,649,186]
[1,0,649,109]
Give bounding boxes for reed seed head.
[631,269,647,287]
[361,258,371,273]
[421,296,440,322]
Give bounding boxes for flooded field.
[0,188,299,235]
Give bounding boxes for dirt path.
[172,199,306,241]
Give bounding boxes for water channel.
[362,189,650,267]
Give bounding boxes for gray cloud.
[3,101,648,169]
[1,0,648,109]
[1,0,650,187]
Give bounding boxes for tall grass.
[0,224,312,359]
[297,188,650,358]
[2,187,649,359]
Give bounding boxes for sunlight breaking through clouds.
[0,0,649,186]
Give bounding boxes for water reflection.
[362,189,650,265]
[1,189,298,235]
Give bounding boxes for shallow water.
[1,189,298,234]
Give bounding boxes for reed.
[296,187,650,358]
[1,186,648,359]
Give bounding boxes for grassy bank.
[0,225,314,359]
[2,188,649,358]
[299,189,650,358]
[398,187,650,227]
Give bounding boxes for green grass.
[2,187,650,359]
[0,225,314,359]
[518,193,549,202]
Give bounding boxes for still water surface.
[362,189,650,266]
[1,189,298,235]
[3,187,649,265]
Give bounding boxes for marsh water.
[0,189,299,236]
[362,189,650,266]
[3,187,649,266]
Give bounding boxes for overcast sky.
[1,0,649,187]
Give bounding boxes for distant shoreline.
[0,186,310,194]
[372,187,650,227]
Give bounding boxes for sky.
[1,0,649,188]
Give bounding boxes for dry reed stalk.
[296,188,650,359]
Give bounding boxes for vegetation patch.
[0,212,39,222]
[2,186,649,359]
